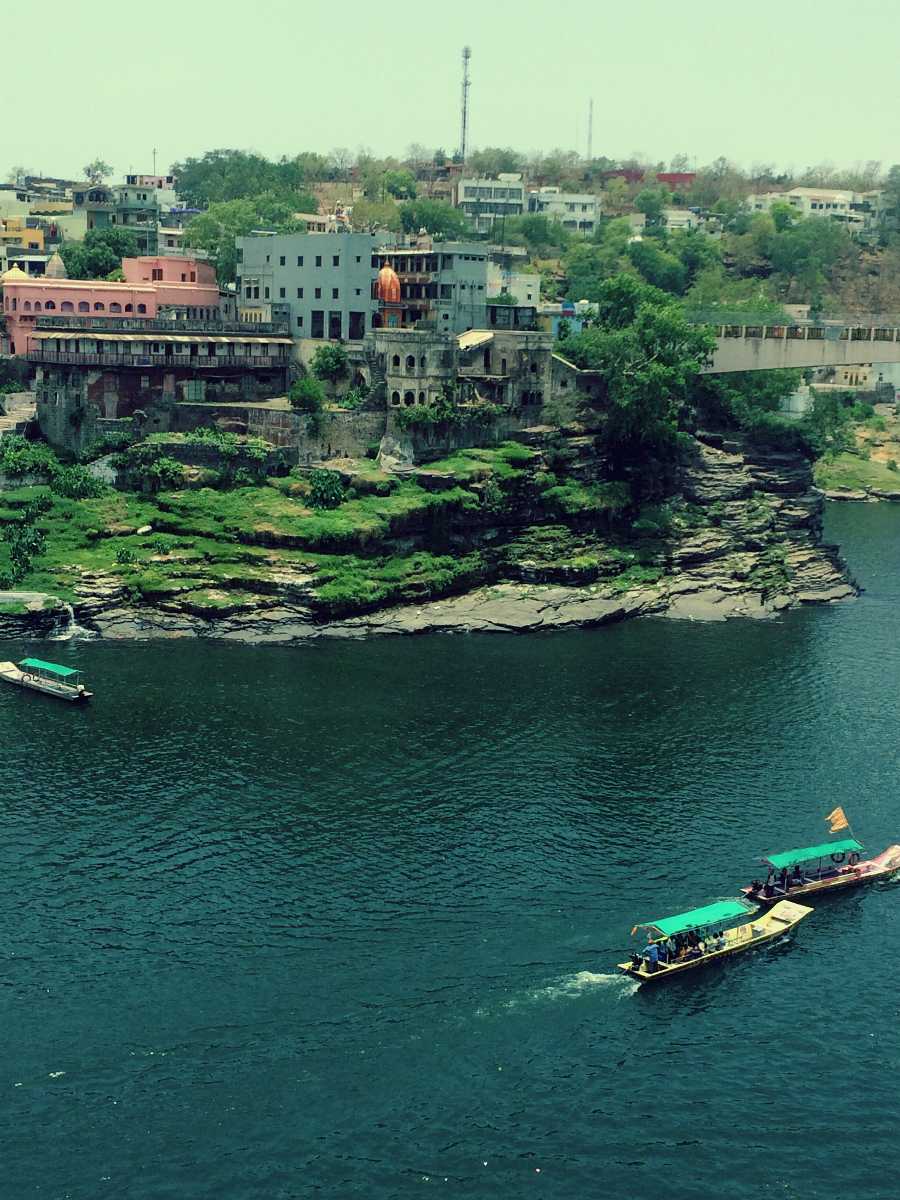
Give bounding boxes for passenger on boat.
[747,879,763,899]
[791,865,804,886]
[779,868,789,892]
[763,874,775,898]
[642,937,660,974]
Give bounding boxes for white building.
[746,186,886,232]
[527,187,601,234]
[662,207,699,232]
[456,174,526,234]
[486,262,540,305]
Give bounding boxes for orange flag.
[826,806,849,833]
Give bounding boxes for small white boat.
[0,658,92,703]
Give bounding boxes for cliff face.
[0,433,855,642]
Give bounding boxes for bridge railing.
[684,309,900,342]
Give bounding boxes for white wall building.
[486,262,540,305]
[456,174,526,234]
[662,207,699,232]
[746,186,886,232]
[527,187,601,234]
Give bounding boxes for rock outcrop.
[0,434,857,643]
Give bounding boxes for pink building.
[1,255,220,355]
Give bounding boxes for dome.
[1,265,29,282]
[45,251,68,280]
[376,264,401,305]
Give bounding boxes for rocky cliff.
[0,432,854,642]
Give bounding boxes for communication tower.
[459,46,472,163]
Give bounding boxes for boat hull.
[742,846,900,906]
[617,900,813,984]
[0,662,92,703]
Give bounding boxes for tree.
[60,228,140,279]
[560,275,715,500]
[603,177,631,214]
[170,149,326,207]
[626,239,688,294]
[383,169,417,199]
[634,188,671,227]
[350,198,401,233]
[310,344,349,384]
[398,200,470,239]
[467,147,523,177]
[84,158,112,184]
[289,377,325,414]
[183,194,303,283]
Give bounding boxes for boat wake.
[507,970,638,1008]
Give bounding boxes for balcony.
[35,316,291,336]
[29,351,285,369]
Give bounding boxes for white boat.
[0,658,92,702]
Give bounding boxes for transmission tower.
[587,98,593,163]
[459,46,471,163]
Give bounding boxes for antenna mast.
[587,98,593,163]
[459,46,471,163]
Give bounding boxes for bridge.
[688,313,900,374]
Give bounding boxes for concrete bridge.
[696,317,900,374]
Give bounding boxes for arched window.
[392,354,400,368]
[405,355,415,371]
[390,390,401,406]
[61,301,74,313]
[44,300,56,310]
[34,302,42,312]
[137,303,147,314]
[94,302,105,311]
[78,301,89,312]
[109,302,122,313]
[124,304,132,313]
[23,301,31,312]
[403,391,415,406]
[418,391,425,403]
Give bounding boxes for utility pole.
[458,46,471,164]
[587,98,593,164]
[152,147,157,177]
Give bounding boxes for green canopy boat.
[0,657,92,702]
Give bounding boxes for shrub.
[307,469,346,510]
[115,546,137,565]
[289,377,325,414]
[888,459,898,473]
[50,465,107,499]
[0,434,59,478]
[340,385,368,409]
[310,344,349,384]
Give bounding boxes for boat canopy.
[19,658,81,682]
[637,899,755,938]
[764,839,863,870]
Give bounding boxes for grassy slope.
[814,453,900,492]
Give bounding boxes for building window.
[110,303,122,313]
[61,301,73,313]
[297,287,304,298]
[315,255,322,267]
[348,311,365,340]
[93,302,104,311]
[403,391,415,406]
[137,304,147,313]
[418,391,426,403]
[405,355,415,371]
[297,255,304,266]
[297,316,303,328]
[44,300,56,310]
[332,255,340,267]
[355,256,361,263]
[151,268,163,281]
[392,354,400,368]
[314,287,321,299]
[264,287,270,299]
[310,310,324,338]
[390,390,401,406]
[332,287,339,300]
[280,287,286,298]
[141,376,150,389]
[279,255,285,266]
[78,301,89,312]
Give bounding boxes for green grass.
[420,442,538,483]
[0,601,29,615]
[814,452,900,492]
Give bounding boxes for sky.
[7,0,899,182]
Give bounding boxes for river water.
[3,505,899,1199]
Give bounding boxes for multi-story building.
[374,241,489,333]
[746,187,886,232]
[236,231,381,344]
[527,187,601,235]
[1,256,221,355]
[455,174,526,233]
[75,181,177,254]
[31,313,292,452]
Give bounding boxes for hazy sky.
[7,0,899,181]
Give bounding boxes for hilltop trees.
[171,149,323,207]
[558,275,715,497]
[398,200,470,238]
[60,228,139,279]
[184,195,304,283]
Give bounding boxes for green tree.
[60,228,140,279]
[171,149,326,206]
[83,158,112,184]
[626,239,688,294]
[289,377,325,414]
[350,198,401,233]
[398,200,470,238]
[466,147,523,176]
[308,469,346,509]
[310,343,349,384]
[560,275,715,500]
[184,194,303,283]
[384,169,417,199]
[634,188,671,227]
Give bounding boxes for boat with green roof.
[617,897,812,984]
[742,838,900,906]
[0,658,92,703]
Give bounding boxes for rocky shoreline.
[0,436,858,644]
